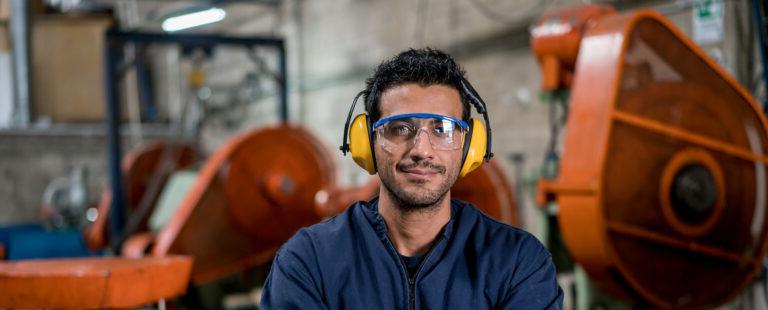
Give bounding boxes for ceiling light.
[162,7,226,32]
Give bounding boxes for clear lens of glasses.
[376,117,466,151]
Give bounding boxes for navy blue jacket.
[261,198,563,309]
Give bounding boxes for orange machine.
[533,5,768,309]
[0,256,192,308]
[85,141,199,250]
[119,124,520,285]
[124,125,337,284]
[1,142,197,309]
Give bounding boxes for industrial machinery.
[124,125,338,283]
[0,256,192,308]
[84,141,199,250]
[533,5,768,308]
[1,30,286,308]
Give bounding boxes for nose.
[408,129,435,160]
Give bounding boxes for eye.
[385,121,414,137]
[432,120,454,137]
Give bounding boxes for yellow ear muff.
[459,119,487,178]
[349,114,377,174]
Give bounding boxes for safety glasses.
[373,113,468,152]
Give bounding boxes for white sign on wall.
[693,0,725,45]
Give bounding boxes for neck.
[378,187,452,257]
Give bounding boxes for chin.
[379,167,456,210]
[394,186,448,210]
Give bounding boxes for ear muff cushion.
[349,114,377,174]
[459,118,487,178]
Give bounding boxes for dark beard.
[379,160,457,213]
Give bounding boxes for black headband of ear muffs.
[340,91,366,155]
[459,78,494,161]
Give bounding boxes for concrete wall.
[0,132,107,225]
[0,127,173,225]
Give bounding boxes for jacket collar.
[359,196,464,243]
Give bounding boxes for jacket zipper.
[407,243,438,310]
[378,216,451,310]
[408,276,416,310]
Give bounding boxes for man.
[261,48,563,309]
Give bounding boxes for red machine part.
[0,256,192,308]
[84,141,198,250]
[148,125,337,284]
[451,158,519,226]
[315,159,520,227]
[531,4,615,91]
[122,141,199,211]
[534,7,768,309]
[313,178,381,218]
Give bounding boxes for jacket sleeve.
[260,230,329,310]
[498,236,564,309]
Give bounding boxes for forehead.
[379,83,462,120]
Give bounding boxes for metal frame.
[103,30,288,251]
[9,0,31,127]
[753,0,768,113]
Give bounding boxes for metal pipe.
[9,0,30,127]
[107,31,284,47]
[104,38,127,252]
[278,41,288,122]
[752,0,768,112]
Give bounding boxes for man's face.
[375,83,464,210]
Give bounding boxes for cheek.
[374,145,396,171]
[447,150,465,172]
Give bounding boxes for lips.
[401,168,439,175]
[400,169,438,183]
[397,162,445,181]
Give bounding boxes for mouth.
[402,168,439,176]
[397,163,445,182]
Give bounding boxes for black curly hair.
[363,48,471,123]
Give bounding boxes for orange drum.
[150,125,336,284]
[452,159,519,226]
[535,7,768,308]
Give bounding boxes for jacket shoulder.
[458,201,552,268]
[457,202,562,308]
[280,202,362,257]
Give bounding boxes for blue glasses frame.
[372,113,469,130]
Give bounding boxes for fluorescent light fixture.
[162,7,226,32]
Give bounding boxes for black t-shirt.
[400,254,425,278]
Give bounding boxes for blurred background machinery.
[0,0,766,309]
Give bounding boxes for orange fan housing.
[535,7,768,309]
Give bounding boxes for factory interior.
[0,0,767,308]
